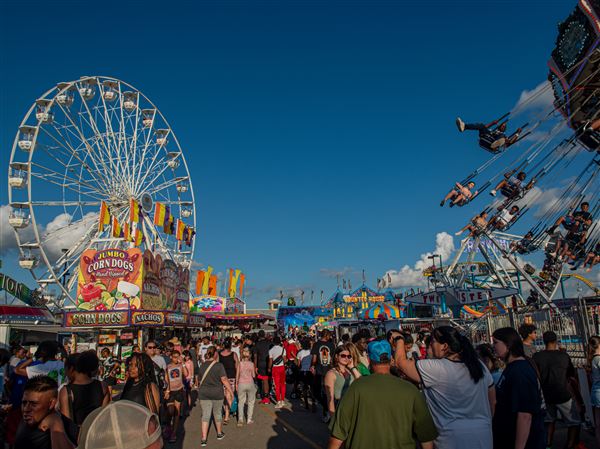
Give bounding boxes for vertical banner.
[229,269,241,298]
[129,198,140,223]
[153,202,166,226]
[195,270,205,296]
[202,266,213,295]
[99,201,111,232]
[228,269,233,296]
[239,273,245,298]
[208,275,217,296]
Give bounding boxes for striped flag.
[133,227,144,246]
[164,215,174,235]
[123,222,131,241]
[99,201,111,232]
[175,219,185,240]
[153,202,166,226]
[129,198,141,223]
[185,228,195,246]
[111,216,121,238]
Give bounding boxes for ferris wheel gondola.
[7,76,196,308]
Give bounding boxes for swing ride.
[408,0,600,319]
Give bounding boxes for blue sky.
[0,1,582,307]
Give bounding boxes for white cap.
[77,401,161,449]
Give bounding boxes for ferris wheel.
[7,76,196,308]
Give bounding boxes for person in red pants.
[268,337,287,409]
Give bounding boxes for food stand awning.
[204,313,272,321]
[0,305,56,324]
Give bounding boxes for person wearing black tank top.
[219,339,240,425]
[58,351,110,443]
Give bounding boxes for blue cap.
[367,340,392,363]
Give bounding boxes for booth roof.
[0,305,56,324]
[204,313,272,321]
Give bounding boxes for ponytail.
[457,334,484,383]
[433,326,484,383]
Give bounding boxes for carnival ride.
[7,76,196,308]
[404,1,600,319]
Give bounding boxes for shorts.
[257,365,269,377]
[200,399,223,423]
[257,374,270,381]
[545,398,581,426]
[168,389,185,404]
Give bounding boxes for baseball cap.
[78,400,161,449]
[368,340,392,363]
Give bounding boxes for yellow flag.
[229,269,241,298]
[202,266,213,295]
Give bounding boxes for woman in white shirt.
[395,326,495,449]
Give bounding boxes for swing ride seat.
[578,128,600,152]
[479,133,506,154]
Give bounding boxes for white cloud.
[41,212,97,261]
[383,232,455,288]
[512,81,555,114]
[0,204,97,263]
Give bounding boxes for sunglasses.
[339,354,351,359]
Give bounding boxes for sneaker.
[260,398,270,404]
[247,419,254,424]
[237,421,244,427]
[201,440,208,447]
[274,401,283,409]
[217,432,225,440]
[456,117,465,132]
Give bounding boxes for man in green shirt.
[328,340,438,449]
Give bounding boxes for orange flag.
[239,274,245,298]
[208,275,218,296]
[195,271,205,296]
[99,201,111,232]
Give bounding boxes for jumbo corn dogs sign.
[76,248,143,311]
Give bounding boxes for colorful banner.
[99,201,111,232]
[208,275,217,296]
[189,295,225,313]
[176,219,185,241]
[229,269,241,298]
[131,310,165,326]
[65,310,129,327]
[76,248,143,311]
[202,266,213,295]
[129,198,141,223]
[239,273,245,298]
[153,202,166,226]
[195,271,205,296]
[111,216,121,238]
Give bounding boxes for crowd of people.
[0,321,598,449]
